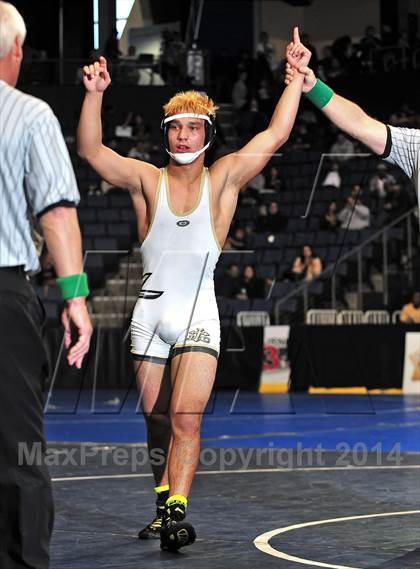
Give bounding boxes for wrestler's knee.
[144,412,171,435]
[171,412,201,439]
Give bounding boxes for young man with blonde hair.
[78,33,310,551]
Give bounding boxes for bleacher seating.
[48,146,414,327]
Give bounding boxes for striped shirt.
[0,79,79,272]
[383,125,420,222]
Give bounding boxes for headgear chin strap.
[161,112,216,165]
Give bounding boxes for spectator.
[213,47,236,102]
[320,201,340,231]
[350,184,364,200]
[389,102,420,128]
[360,25,381,65]
[318,46,341,80]
[291,245,322,281]
[120,45,140,85]
[369,162,396,211]
[132,114,150,143]
[236,98,267,146]
[327,56,343,79]
[238,183,262,207]
[257,201,287,233]
[337,195,371,230]
[265,165,282,190]
[237,48,254,77]
[160,30,185,84]
[128,140,151,161]
[256,31,276,82]
[383,182,412,219]
[247,171,266,192]
[119,112,151,147]
[322,161,341,188]
[238,264,264,298]
[224,227,247,250]
[400,292,420,323]
[332,35,353,70]
[257,78,274,119]
[330,132,355,160]
[232,70,248,110]
[290,121,311,150]
[215,263,241,298]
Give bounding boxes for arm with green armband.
[39,206,93,368]
[284,28,388,155]
[56,272,90,300]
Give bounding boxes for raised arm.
[78,56,155,192]
[215,27,309,190]
[285,29,387,155]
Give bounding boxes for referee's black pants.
[0,268,53,569]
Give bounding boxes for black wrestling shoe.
[138,488,169,539]
[138,503,166,539]
[160,501,196,552]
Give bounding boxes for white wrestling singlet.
[131,167,222,363]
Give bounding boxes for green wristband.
[305,78,334,109]
[56,272,90,300]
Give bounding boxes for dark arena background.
[3,0,420,567]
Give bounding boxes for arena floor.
[45,392,420,568]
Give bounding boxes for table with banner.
[284,324,420,393]
[45,324,419,394]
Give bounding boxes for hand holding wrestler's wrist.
[284,62,316,93]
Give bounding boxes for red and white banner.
[260,326,290,392]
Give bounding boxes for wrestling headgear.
[161,112,216,165]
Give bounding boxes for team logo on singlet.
[187,328,210,344]
[177,220,190,227]
[138,273,164,300]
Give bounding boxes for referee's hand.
[61,298,93,369]
[83,56,111,92]
[284,62,316,94]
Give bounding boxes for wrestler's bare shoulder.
[208,154,237,199]
[128,160,160,201]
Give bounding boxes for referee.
[0,3,92,568]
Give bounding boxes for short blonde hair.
[0,1,26,59]
[163,90,218,117]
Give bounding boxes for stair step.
[90,313,129,328]
[119,262,142,278]
[92,296,137,315]
[106,279,140,296]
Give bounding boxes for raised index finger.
[293,26,300,44]
[99,55,107,69]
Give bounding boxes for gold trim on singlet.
[207,168,222,252]
[164,166,205,217]
[140,168,163,247]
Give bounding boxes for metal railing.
[273,205,418,324]
[19,52,211,86]
[368,45,420,72]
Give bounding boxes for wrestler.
[78,32,310,551]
